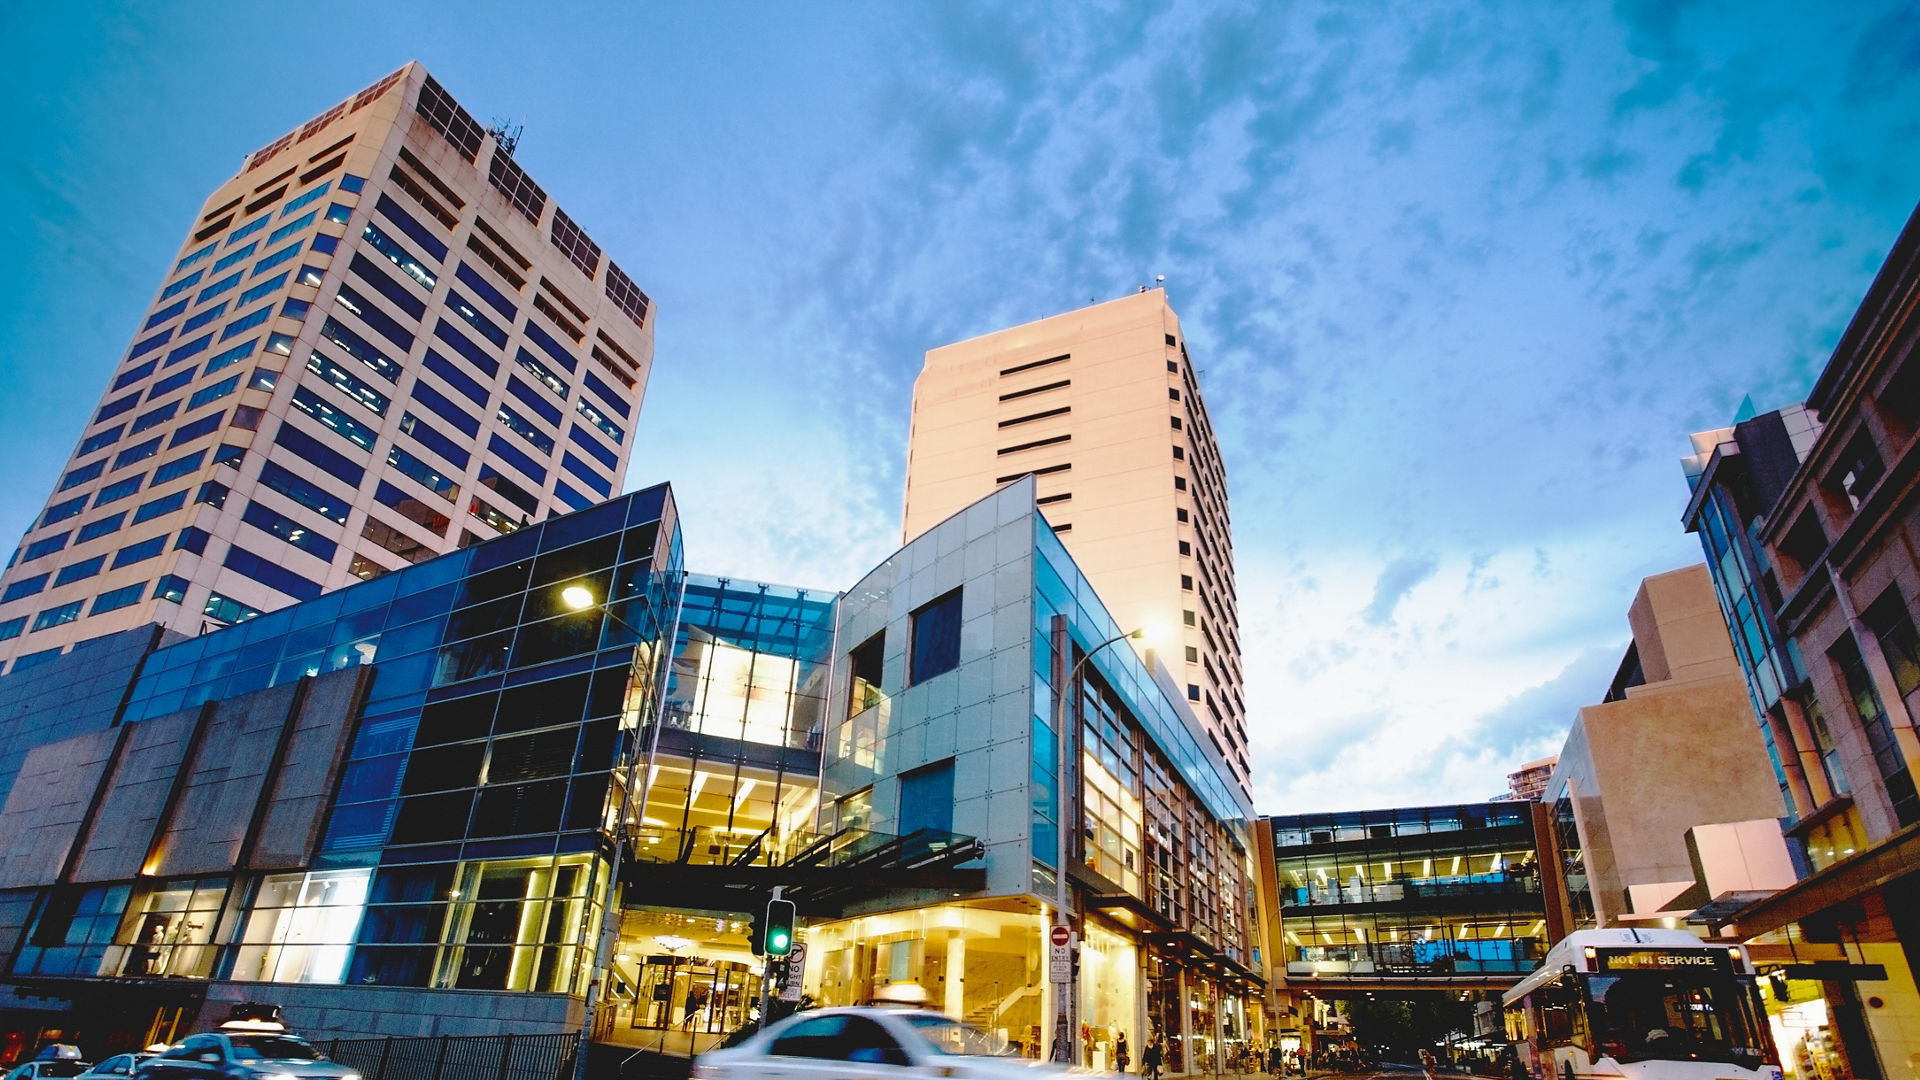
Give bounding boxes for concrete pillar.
[1779,697,1832,810]
[944,933,966,1019]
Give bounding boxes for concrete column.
[944,933,966,1019]
[1829,567,1920,772]
[1779,697,1832,809]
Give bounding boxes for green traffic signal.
[765,897,796,958]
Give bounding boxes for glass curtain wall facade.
[1269,803,1549,983]
[13,486,681,999]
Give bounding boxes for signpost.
[780,943,808,1001]
[1050,925,1073,983]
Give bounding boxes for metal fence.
[312,1033,580,1080]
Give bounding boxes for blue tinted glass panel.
[60,460,105,491]
[514,349,567,398]
[275,422,367,486]
[319,318,401,382]
[290,386,378,450]
[412,381,479,437]
[400,413,471,469]
[212,242,258,274]
[496,404,554,453]
[187,375,241,411]
[258,461,352,524]
[128,329,173,360]
[448,292,506,348]
[567,425,616,470]
[455,263,516,318]
[375,194,449,261]
[487,434,545,484]
[54,554,107,586]
[92,582,146,614]
[132,490,188,524]
[251,242,301,277]
[94,476,144,507]
[144,299,187,331]
[22,534,69,561]
[561,452,611,498]
[2,574,49,602]
[523,320,577,374]
[147,369,194,400]
[362,223,437,289]
[335,285,416,351]
[434,320,498,375]
[78,425,126,456]
[169,412,225,448]
[583,371,630,419]
[159,270,204,301]
[267,210,317,247]
[129,402,179,435]
[506,376,561,425]
[242,502,339,561]
[423,351,489,406]
[307,351,392,415]
[78,513,126,543]
[95,394,139,424]
[228,215,270,245]
[196,272,241,304]
[348,255,426,320]
[203,340,255,376]
[574,397,624,445]
[111,536,166,568]
[151,450,205,486]
[112,437,162,470]
[112,360,158,393]
[552,482,592,512]
[282,180,332,217]
[220,306,273,342]
[224,546,323,601]
[165,333,212,367]
[238,272,289,309]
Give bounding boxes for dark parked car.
[132,1034,358,1080]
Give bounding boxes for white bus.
[1502,929,1782,1080]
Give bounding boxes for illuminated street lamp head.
[1134,623,1171,646]
[561,585,596,610]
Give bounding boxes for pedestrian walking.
[1144,1037,1164,1080]
[1115,1033,1131,1074]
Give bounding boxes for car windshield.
[39,1065,89,1079]
[227,1037,322,1063]
[902,1016,1013,1057]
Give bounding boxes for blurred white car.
[76,1053,163,1080]
[692,1007,1069,1079]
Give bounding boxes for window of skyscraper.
[908,588,963,685]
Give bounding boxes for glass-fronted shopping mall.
[0,478,1265,1075]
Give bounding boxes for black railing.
[313,1033,580,1080]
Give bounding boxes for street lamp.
[1049,618,1166,1064]
[563,581,676,1080]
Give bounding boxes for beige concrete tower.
[903,289,1250,794]
[0,63,655,670]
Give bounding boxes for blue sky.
[4,2,1918,813]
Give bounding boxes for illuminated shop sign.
[1594,949,1733,973]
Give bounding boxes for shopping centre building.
[0,478,1264,1073]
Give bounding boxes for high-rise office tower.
[903,289,1250,794]
[0,63,654,671]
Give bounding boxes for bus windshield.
[1586,974,1774,1066]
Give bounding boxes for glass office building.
[1267,803,1554,986]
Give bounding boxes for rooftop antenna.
[489,117,524,158]
[1156,274,1165,290]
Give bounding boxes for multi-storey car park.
[0,62,654,672]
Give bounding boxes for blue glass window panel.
[215,443,245,467]
[165,333,212,368]
[423,351,489,406]
[23,534,69,561]
[899,761,956,835]
[159,270,204,301]
[3,574,49,602]
[573,397,624,445]
[283,297,311,321]
[0,617,24,641]
[251,241,301,278]
[54,554,107,587]
[434,320,498,375]
[282,180,332,217]
[267,331,297,355]
[130,332,176,366]
[228,215,270,245]
[150,451,205,488]
[176,241,217,272]
[112,437,162,470]
[496,404,554,454]
[388,446,459,503]
[111,536,166,569]
[583,370,631,419]
[506,376,561,426]
[220,305,273,342]
[169,412,224,448]
[909,589,963,684]
[94,475,144,507]
[60,460,106,491]
[455,263,516,319]
[412,381,479,437]
[147,368,194,401]
[487,434,545,484]
[307,351,392,415]
[400,413,471,470]
[95,393,140,425]
[175,526,210,554]
[275,421,367,486]
[477,466,538,516]
[238,272,289,309]
[132,489,189,524]
[212,242,257,274]
[258,461,352,524]
[341,174,366,193]
[78,425,125,457]
[290,386,378,450]
[203,340,255,377]
[448,292,506,348]
[181,301,228,335]
[374,193,449,261]
[348,254,426,320]
[362,223,436,289]
[224,546,323,601]
[319,317,401,382]
[196,479,228,508]
[112,360,158,394]
[144,299,187,331]
[156,574,190,603]
[32,602,83,631]
[196,271,241,305]
[560,452,611,498]
[78,514,127,545]
[267,210,317,247]
[43,497,88,527]
[242,501,339,561]
[375,481,451,529]
[567,425,617,470]
[514,348,567,398]
[326,203,353,225]
[186,375,241,411]
[311,234,339,256]
[129,402,179,435]
[335,285,416,352]
[552,481,593,513]
[523,320,577,374]
[92,582,146,614]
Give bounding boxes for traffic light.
[748,899,767,957]
[765,897,796,957]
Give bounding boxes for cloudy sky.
[5,2,1918,814]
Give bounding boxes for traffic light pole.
[1049,615,1073,1066]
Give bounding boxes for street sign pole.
[1049,615,1074,1066]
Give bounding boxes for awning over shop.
[1727,822,1920,938]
